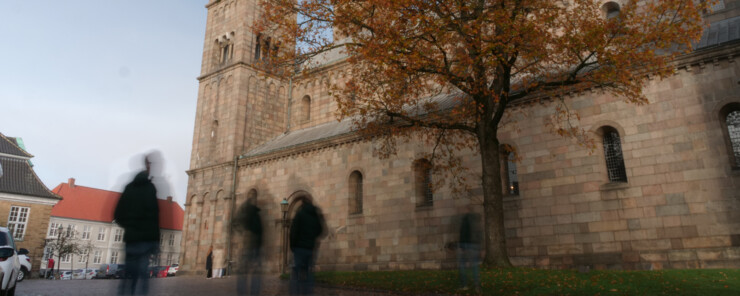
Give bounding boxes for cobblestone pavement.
[16,275,396,296]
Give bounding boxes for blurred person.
[289,198,326,296]
[114,152,161,296]
[46,258,54,279]
[206,246,213,279]
[235,197,263,295]
[458,204,482,292]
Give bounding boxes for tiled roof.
[0,157,60,199]
[697,15,740,49]
[51,181,184,230]
[0,133,31,158]
[243,91,463,158]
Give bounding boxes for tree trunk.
[479,131,512,268]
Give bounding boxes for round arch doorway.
[281,191,314,274]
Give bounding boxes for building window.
[166,253,173,265]
[7,206,29,240]
[602,127,628,182]
[414,159,433,206]
[501,150,519,196]
[66,225,76,238]
[110,251,119,264]
[255,34,262,61]
[160,234,164,246]
[61,253,71,263]
[349,171,363,214]
[602,2,620,19]
[301,95,311,122]
[93,250,101,264]
[48,222,59,237]
[114,229,123,242]
[81,225,91,240]
[263,37,271,61]
[97,228,106,241]
[169,234,175,246]
[78,249,88,263]
[723,108,740,167]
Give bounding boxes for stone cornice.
[0,192,60,206]
[186,161,233,176]
[197,62,286,82]
[205,0,222,9]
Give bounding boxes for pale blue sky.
[0,1,209,205]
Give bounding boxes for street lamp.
[280,198,289,274]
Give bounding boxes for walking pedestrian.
[235,196,263,295]
[458,204,481,292]
[114,153,161,296]
[206,246,213,279]
[289,197,326,295]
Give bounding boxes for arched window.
[602,127,627,182]
[602,2,620,19]
[263,37,271,61]
[720,103,740,167]
[255,34,262,61]
[500,145,519,196]
[301,95,311,122]
[414,159,433,206]
[348,171,363,214]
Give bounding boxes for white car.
[167,264,178,276]
[73,268,97,280]
[60,271,72,280]
[16,249,30,282]
[0,228,20,295]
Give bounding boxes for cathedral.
[179,0,740,275]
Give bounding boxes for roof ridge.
[0,133,33,158]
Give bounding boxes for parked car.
[73,268,98,280]
[16,248,30,282]
[96,264,125,279]
[0,227,20,295]
[167,264,178,276]
[148,266,168,278]
[60,271,73,280]
[84,268,98,279]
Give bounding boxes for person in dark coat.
[235,197,263,295]
[206,246,213,279]
[114,155,160,296]
[289,199,325,295]
[458,204,481,292]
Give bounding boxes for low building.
[0,133,61,275]
[46,178,184,271]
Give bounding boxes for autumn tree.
[258,0,710,267]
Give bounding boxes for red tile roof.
[51,179,184,230]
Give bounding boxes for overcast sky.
[0,1,208,205]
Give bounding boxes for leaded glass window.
[727,110,740,166]
[604,130,628,182]
[507,153,519,195]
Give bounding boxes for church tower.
[181,0,289,274]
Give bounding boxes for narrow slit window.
[603,129,628,182]
[349,171,363,214]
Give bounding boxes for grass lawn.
[312,268,740,295]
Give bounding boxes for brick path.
[16,275,396,296]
